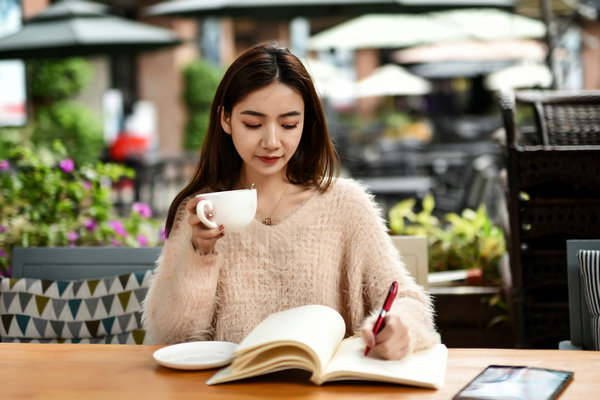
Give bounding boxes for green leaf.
[421,194,435,213]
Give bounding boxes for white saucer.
[153,341,237,370]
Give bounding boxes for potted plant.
[28,57,104,166]
[388,195,513,347]
[389,194,506,285]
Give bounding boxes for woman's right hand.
[186,197,224,255]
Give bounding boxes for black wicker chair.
[498,90,600,348]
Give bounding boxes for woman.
[142,43,439,360]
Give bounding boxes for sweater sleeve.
[343,181,440,352]
[141,200,222,344]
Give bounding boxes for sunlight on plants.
[389,194,506,285]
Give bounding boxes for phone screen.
[453,365,574,400]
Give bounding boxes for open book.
[207,304,447,388]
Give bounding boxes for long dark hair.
[165,43,339,236]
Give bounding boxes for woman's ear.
[220,107,232,135]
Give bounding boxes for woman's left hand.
[360,314,413,360]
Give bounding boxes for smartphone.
[453,365,573,400]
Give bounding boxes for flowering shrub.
[0,141,165,276]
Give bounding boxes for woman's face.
[221,82,304,181]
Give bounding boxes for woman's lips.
[257,156,280,164]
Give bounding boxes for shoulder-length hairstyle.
[165,43,339,236]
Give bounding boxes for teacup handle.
[196,199,218,229]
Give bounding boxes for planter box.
[431,285,515,348]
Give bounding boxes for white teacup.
[195,188,257,232]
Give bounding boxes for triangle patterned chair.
[0,247,160,344]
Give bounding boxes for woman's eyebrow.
[240,110,264,117]
[240,110,301,118]
[280,111,301,117]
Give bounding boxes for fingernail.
[218,225,224,231]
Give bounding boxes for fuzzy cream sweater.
[142,178,439,352]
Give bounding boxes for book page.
[207,305,346,384]
[208,346,317,385]
[319,337,448,389]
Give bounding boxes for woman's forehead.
[233,83,304,115]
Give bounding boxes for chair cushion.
[0,269,152,344]
[578,249,600,350]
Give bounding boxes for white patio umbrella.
[484,63,553,90]
[308,8,545,51]
[392,39,547,64]
[356,64,431,97]
[301,57,356,107]
[301,57,354,96]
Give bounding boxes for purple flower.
[111,238,121,246]
[109,220,127,236]
[159,226,166,241]
[0,226,5,233]
[0,160,9,171]
[59,158,75,173]
[67,231,78,242]
[137,234,148,247]
[132,202,152,218]
[84,219,98,231]
[82,180,92,190]
[0,249,6,258]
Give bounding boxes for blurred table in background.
[350,140,504,219]
[109,152,197,218]
[358,175,434,214]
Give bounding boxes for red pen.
[364,281,398,356]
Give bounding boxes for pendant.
[263,217,272,225]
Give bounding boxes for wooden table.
[2,343,598,399]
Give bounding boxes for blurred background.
[3,0,600,349]
[3,0,598,220]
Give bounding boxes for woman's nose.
[262,124,279,148]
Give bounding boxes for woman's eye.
[282,124,298,130]
[243,123,261,129]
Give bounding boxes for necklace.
[263,186,289,225]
